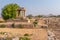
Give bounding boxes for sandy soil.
[0,28,48,40]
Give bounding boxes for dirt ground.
[0,28,48,40]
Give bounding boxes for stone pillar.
[22,10,25,17]
[16,7,25,18]
[16,9,20,18]
[19,7,25,18]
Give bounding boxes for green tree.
[35,15,43,18]
[2,3,20,20]
[33,20,38,27]
[27,14,33,19]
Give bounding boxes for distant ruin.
[16,7,25,18]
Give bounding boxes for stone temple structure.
[6,7,27,22]
[16,7,25,18]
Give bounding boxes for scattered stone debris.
[47,29,56,40]
[53,29,60,40]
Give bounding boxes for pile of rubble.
[53,29,60,40]
[47,29,58,40]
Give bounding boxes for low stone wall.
[0,28,48,40]
[0,22,33,28]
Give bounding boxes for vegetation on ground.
[0,24,6,28]
[33,20,38,27]
[18,24,24,28]
[19,37,30,40]
[11,23,15,28]
[24,33,30,36]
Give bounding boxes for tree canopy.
[27,14,33,19]
[35,15,43,18]
[33,20,38,27]
[2,3,20,20]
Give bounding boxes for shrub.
[0,32,4,34]
[5,37,12,40]
[24,33,29,36]
[11,23,15,28]
[18,24,23,28]
[23,37,30,40]
[19,37,30,40]
[0,24,6,28]
[33,20,38,27]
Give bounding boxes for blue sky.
[0,0,60,16]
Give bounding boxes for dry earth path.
[0,28,48,40]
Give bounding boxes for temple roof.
[17,7,25,11]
